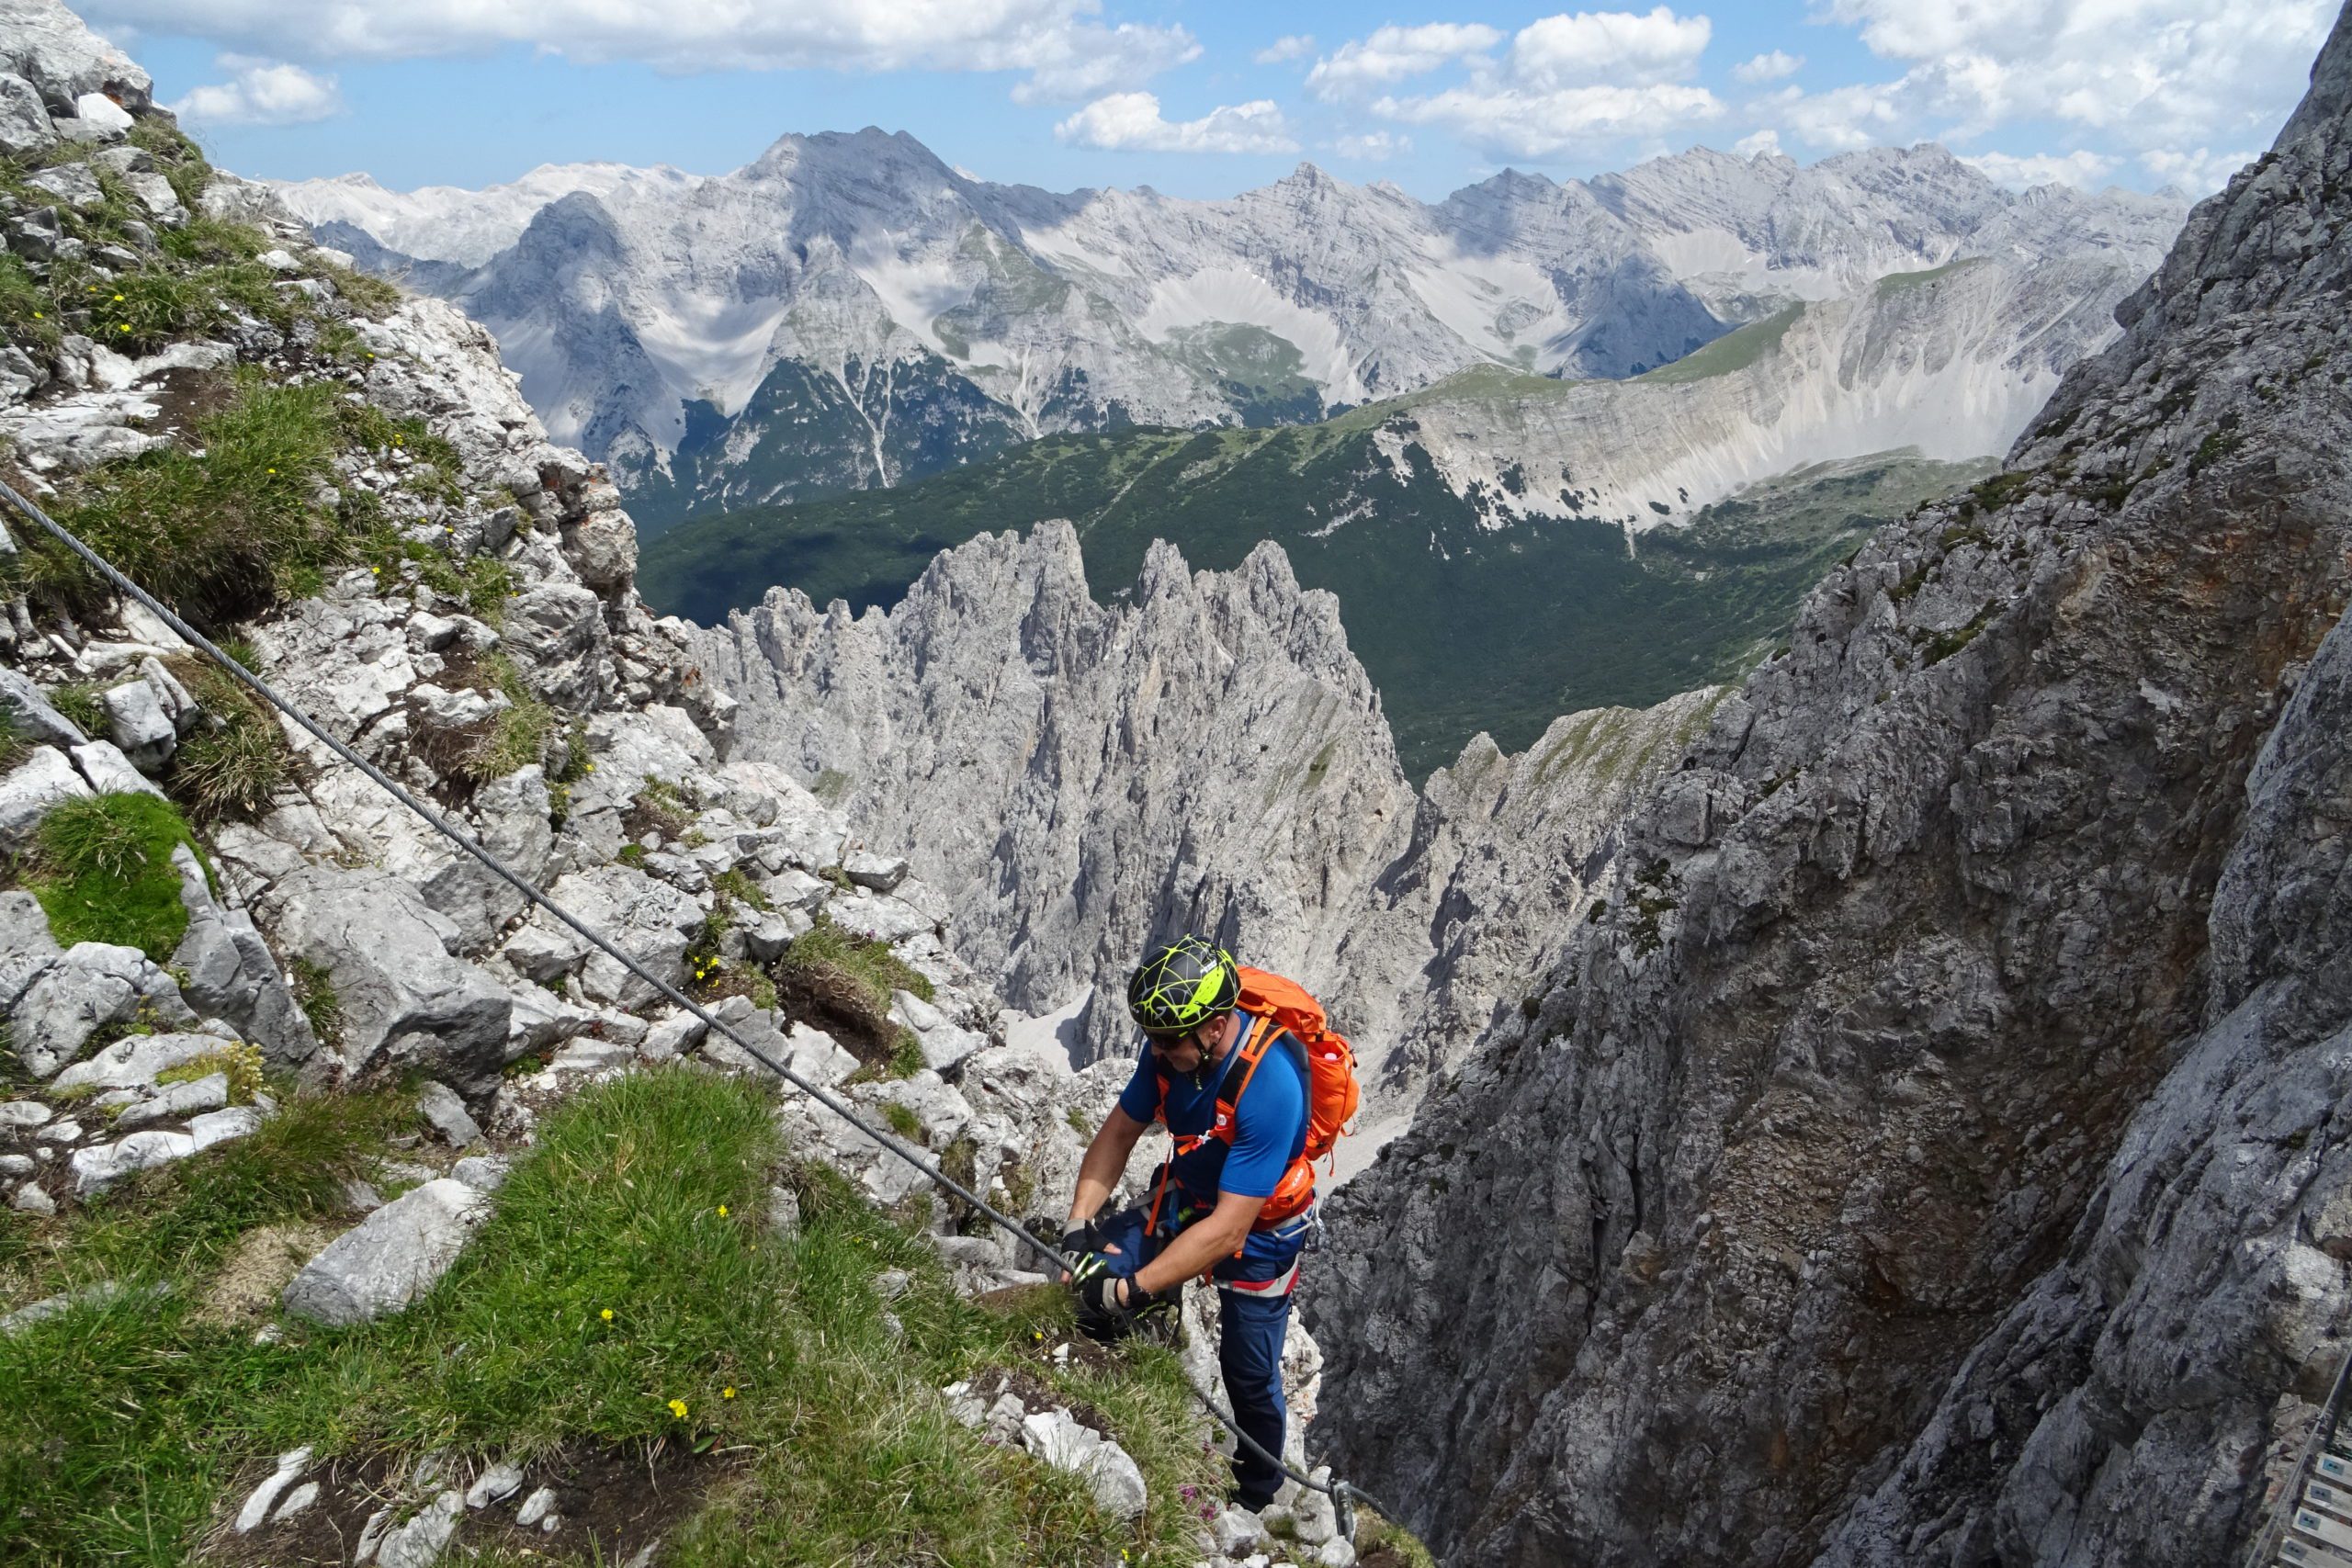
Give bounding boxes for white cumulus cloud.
[1376,82,1722,158]
[83,0,1197,104]
[1255,34,1315,65]
[1332,130,1410,161]
[1961,148,2118,188]
[1055,92,1298,153]
[1815,0,2332,148]
[1353,8,1721,158]
[169,54,342,125]
[1733,49,1802,84]
[1509,6,1711,87]
[1306,23,1503,98]
[2141,144,2262,191]
[1733,127,1781,156]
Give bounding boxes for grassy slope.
[642,430,1995,778]
[0,1069,1221,1566]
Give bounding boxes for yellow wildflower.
[668,1398,688,1419]
[717,1204,729,1218]
[111,293,122,301]
[722,1386,736,1400]
[117,323,128,332]
[600,1307,614,1322]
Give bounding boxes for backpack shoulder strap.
[1211,1014,1277,1142]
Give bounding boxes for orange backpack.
[1146,965,1363,1236]
[1230,966,1360,1166]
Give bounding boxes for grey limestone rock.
[0,745,91,843]
[113,1072,226,1128]
[373,1490,463,1568]
[524,863,703,1009]
[0,71,52,155]
[70,1128,195,1194]
[167,844,317,1070]
[1020,1407,1148,1521]
[9,942,191,1078]
[282,1179,490,1325]
[417,1081,482,1148]
[0,889,61,1010]
[0,668,82,748]
[100,677,174,769]
[69,739,161,797]
[270,865,513,1092]
[51,1029,219,1092]
[26,159,97,209]
[0,2,152,116]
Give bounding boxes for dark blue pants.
[1094,1201,1308,1506]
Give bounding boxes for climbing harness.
[0,479,1398,1536]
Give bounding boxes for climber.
[1058,933,1358,1511]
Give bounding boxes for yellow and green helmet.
[1126,934,1240,1033]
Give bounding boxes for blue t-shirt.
[1118,1008,1308,1204]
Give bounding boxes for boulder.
[0,746,93,843]
[282,1179,490,1326]
[100,677,175,770]
[167,843,318,1070]
[51,1028,221,1091]
[0,72,52,156]
[0,668,83,748]
[450,1155,509,1192]
[561,508,636,593]
[1020,1408,1148,1520]
[0,890,62,1010]
[413,766,553,953]
[187,1105,260,1150]
[24,160,97,208]
[0,0,154,113]
[843,851,910,893]
[68,739,162,797]
[271,865,513,1091]
[113,1071,226,1128]
[9,942,193,1078]
[527,863,704,1010]
[417,1080,482,1148]
[70,1128,196,1194]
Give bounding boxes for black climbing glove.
[1076,1272,1156,1341]
[1059,1219,1109,1267]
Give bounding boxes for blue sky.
[86,1,2337,201]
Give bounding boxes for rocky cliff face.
[701,525,1719,1145]
[278,136,2182,525]
[1314,12,2352,1565]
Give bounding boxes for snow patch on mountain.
[274,163,702,269]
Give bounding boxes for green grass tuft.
[28,793,209,958]
[780,912,933,1009]
[291,956,342,1048]
[17,374,345,630]
[164,657,291,821]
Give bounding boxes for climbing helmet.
[1127,934,1240,1035]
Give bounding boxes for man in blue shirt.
[1058,935,1315,1509]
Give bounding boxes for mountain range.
[277,136,2187,527]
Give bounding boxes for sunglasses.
[1145,1028,1204,1053]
